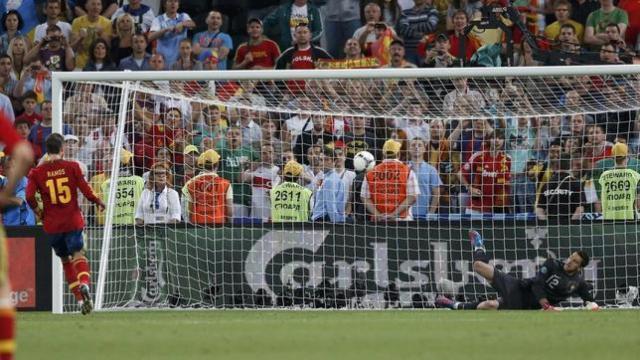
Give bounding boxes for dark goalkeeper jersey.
[520,258,594,307]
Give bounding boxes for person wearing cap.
[459,129,512,215]
[598,142,640,220]
[361,139,419,221]
[271,160,312,222]
[593,140,640,193]
[421,33,459,68]
[381,40,417,68]
[311,145,347,222]
[233,18,281,70]
[102,149,145,225]
[182,149,232,224]
[262,0,324,51]
[135,162,181,225]
[63,134,88,175]
[179,144,199,185]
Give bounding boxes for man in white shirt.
[33,0,73,44]
[135,163,181,224]
[241,144,280,221]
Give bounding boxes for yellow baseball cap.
[120,149,133,165]
[383,139,402,155]
[197,149,221,166]
[283,160,303,176]
[183,144,199,155]
[612,142,628,157]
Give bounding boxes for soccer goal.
[51,65,640,313]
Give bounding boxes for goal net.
[52,66,640,312]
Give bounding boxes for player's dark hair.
[21,90,37,103]
[559,23,576,34]
[45,133,64,154]
[575,250,590,267]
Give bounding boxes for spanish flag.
[371,28,394,66]
[33,72,46,103]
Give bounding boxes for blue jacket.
[119,53,152,71]
[0,177,36,226]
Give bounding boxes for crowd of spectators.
[0,0,639,225]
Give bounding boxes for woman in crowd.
[7,36,30,80]
[172,38,203,71]
[0,10,26,54]
[84,39,118,71]
[110,13,136,65]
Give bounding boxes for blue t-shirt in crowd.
[409,161,442,219]
[150,12,192,67]
[192,30,233,70]
[312,170,346,223]
[0,177,36,226]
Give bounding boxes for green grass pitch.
[18,310,640,360]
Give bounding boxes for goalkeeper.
[436,231,598,311]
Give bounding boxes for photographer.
[421,33,460,68]
[24,24,75,72]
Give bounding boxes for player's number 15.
[45,177,72,204]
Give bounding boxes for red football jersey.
[234,39,281,69]
[26,159,100,233]
[462,150,512,213]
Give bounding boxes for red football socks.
[0,308,15,360]
[62,261,82,301]
[72,256,91,287]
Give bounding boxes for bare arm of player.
[0,142,34,208]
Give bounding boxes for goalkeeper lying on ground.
[436,231,599,311]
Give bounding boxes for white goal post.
[51,65,640,313]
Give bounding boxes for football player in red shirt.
[26,134,105,315]
[0,111,34,360]
[460,129,512,214]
